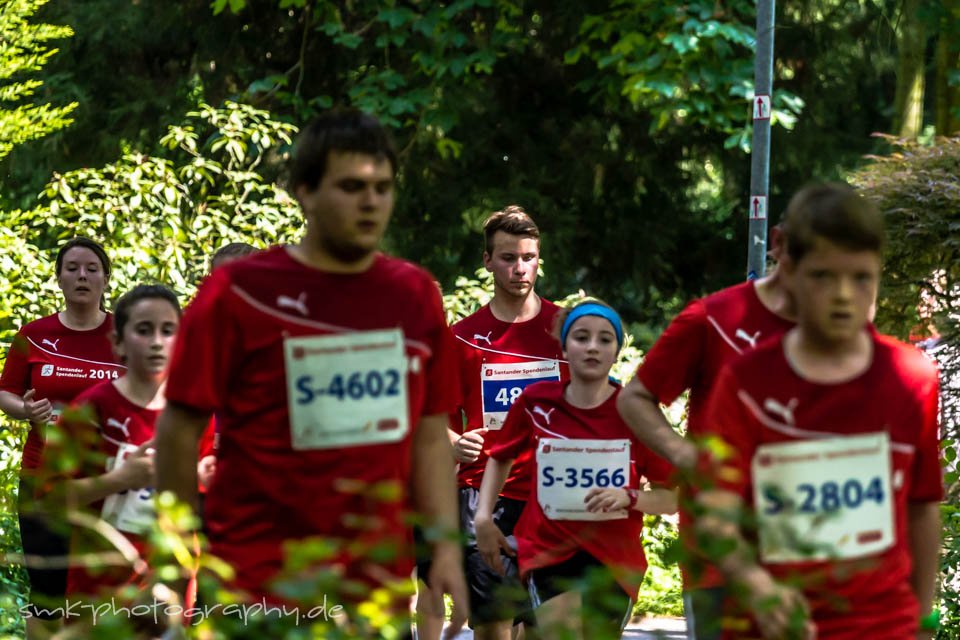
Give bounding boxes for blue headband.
[560,303,624,350]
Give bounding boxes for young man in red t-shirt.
[417,206,565,640]
[154,111,468,634]
[617,230,794,637]
[697,183,942,639]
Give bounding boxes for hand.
[584,487,629,513]
[197,455,217,489]
[114,440,156,491]
[426,541,470,640]
[743,568,814,640]
[22,389,53,423]
[475,515,514,576]
[453,428,487,463]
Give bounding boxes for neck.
[114,376,166,410]
[564,376,614,409]
[60,304,105,330]
[784,326,872,384]
[489,289,541,323]
[289,236,377,274]
[754,268,795,321]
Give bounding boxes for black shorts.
[527,549,633,639]
[17,479,70,619]
[459,487,534,628]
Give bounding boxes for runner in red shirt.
[58,284,181,600]
[475,300,676,640]
[696,183,942,639]
[616,231,795,638]
[417,206,564,640]
[154,110,467,636]
[0,238,124,625]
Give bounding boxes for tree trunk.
[935,1,960,135]
[892,0,928,138]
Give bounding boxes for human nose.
[835,275,854,302]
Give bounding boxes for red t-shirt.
[61,381,158,597]
[635,281,794,588]
[0,313,125,471]
[164,247,460,601]
[488,380,673,597]
[707,331,941,639]
[452,301,566,500]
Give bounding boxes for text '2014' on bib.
[752,432,894,564]
[481,360,560,430]
[536,438,631,521]
[285,329,409,450]
[101,443,155,535]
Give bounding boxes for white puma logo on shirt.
[764,397,798,426]
[106,417,132,439]
[42,338,61,352]
[735,329,761,349]
[473,331,493,345]
[277,292,309,316]
[532,406,555,425]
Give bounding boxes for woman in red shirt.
[0,238,124,623]
[475,300,676,639]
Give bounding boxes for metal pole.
[747,0,775,280]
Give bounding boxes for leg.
[528,574,583,640]
[683,587,727,640]
[414,578,446,640]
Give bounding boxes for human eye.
[162,323,178,336]
[375,180,393,194]
[134,322,152,336]
[338,179,364,193]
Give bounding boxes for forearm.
[411,414,460,544]
[475,456,512,523]
[154,402,208,514]
[67,471,133,506]
[617,381,696,471]
[908,501,941,615]
[0,390,27,421]
[634,487,678,515]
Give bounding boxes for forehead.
[569,314,616,334]
[323,150,394,181]
[61,246,104,266]
[490,231,539,254]
[798,237,881,269]
[126,298,180,322]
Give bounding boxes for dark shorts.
[17,479,70,619]
[527,549,633,639]
[459,487,534,628]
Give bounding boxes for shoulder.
[874,332,938,388]
[374,254,439,291]
[71,379,116,408]
[17,313,62,337]
[523,379,565,402]
[452,305,492,336]
[702,281,753,311]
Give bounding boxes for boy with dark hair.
[155,110,468,634]
[418,204,566,640]
[696,183,942,639]
[210,242,257,271]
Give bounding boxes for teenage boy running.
[697,183,941,639]
[418,206,565,640]
[154,110,468,635]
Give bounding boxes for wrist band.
[919,609,940,631]
[626,488,639,510]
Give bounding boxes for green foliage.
[0,0,77,161]
[848,134,960,638]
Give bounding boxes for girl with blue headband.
[474,299,677,639]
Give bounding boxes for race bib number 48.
[536,438,630,521]
[285,329,409,450]
[481,360,560,429]
[752,432,894,564]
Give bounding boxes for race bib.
[536,438,631,521]
[481,360,560,429]
[100,443,155,535]
[285,329,409,450]
[753,432,894,563]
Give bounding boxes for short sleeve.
[420,280,461,417]
[703,364,756,498]
[0,330,31,396]
[909,371,944,503]
[164,268,236,413]
[635,441,675,487]
[635,299,707,405]
[488,393,532,461]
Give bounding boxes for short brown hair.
[482,205,540,255]
[211,242,258,271]
[781,183,885,263]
